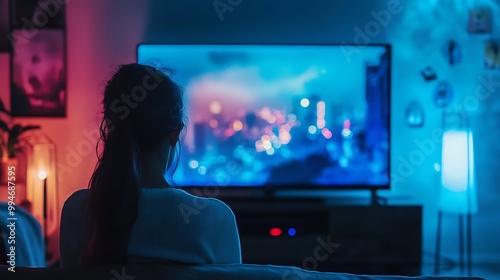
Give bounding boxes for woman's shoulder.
[65,189,88,202]
[62,189,88,213]
[171,188,236,218]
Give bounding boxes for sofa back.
[0,264,486,280]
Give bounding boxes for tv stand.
[225,199,422,276]
[370,189,388,206]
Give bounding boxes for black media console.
[224,198,422,276]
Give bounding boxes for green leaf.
[7,124,40,157]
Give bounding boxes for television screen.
[137,44,390,189]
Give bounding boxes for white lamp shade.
[439,130,478,214]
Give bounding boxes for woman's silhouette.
[59,64,241,267]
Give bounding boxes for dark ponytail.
[82,64,184,265]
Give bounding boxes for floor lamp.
[434,111,478,276]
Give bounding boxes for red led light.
[270,227,282,237]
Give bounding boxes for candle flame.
[38,171,47,180]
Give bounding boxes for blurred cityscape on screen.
[138,45,390,188]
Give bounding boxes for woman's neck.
[140,146,171,188]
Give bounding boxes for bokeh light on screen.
[209,119,218,128]
[189,160,199,169]
[209,101,222,114]
[300,98,310,107]
[198,166,207,175]
[317,101,326,129]
[322,128,333,139]
[308,126,317,134]
[233,120,243,131]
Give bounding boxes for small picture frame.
[11,0,66,29]
[485,39,500,69]
[11,29,66,117]
[0,0,10,52]
[468,7,492,34]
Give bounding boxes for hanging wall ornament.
[421,67,437,82]
[433,81,454,108]
[441,40,462,66]
[406,101,425,127]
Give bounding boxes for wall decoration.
[468,7,492,34]
[0,0,9,52]
[11,0,65,28]
[11,29,66,117]
[441,40,462,66]
[485,39,500,69]
[433,81,453,108]
[421,67,437,82]
[406,101,425,127]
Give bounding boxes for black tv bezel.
[136,43,392,191]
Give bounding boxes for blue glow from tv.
[138,44,390,188]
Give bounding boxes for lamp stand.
[434,211,472,276]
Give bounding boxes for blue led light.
[288,228,296,236]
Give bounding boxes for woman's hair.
[82,63,185,265]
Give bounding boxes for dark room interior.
[0,0,499,279]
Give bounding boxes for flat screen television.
[137,44,390,190]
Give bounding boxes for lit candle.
[38,171,48,238]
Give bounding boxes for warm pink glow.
[209,119,218,128]
[275,111,286,124]
[260,107,272,119]
[321,128,333,139]
[224,129,234,137]
[317,101,325,118]
[209,101,222,114]
[232,120,243,131]
[267,115,276,124]
[255,140,265,152]
[279,131,291,144]
[317,119,326,129]
[343,119,351,129]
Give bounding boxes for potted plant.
[0,99,40,184]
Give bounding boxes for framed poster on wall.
[468,7,492,34]
[10,29,66,117]
[10,0,66,28]
[0,0,10,52]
